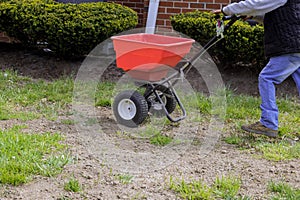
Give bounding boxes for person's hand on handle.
[212,9,253,21]
[212,9,222,15]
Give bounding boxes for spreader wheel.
[113,90,148,127]
[145,85,177,116]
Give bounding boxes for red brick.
[190,3,205,9]
[157,13,172,20]
[160,1,174,7]
[158,7,166,13]
[135,3,144,8]
[165,20,172,27]
[206,3,221,9]
[167,8,182,13]
[123,2,136,7]
[156,19,165,26]
[184,0,199,2]
[215,0,230,3]
[174,2,189,8]
[137,13,144,18]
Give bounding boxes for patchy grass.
[179,89,299,161]
[95,82,115,107]
[115,125,174,146]
[117,174,134,184]
[61,119,75,125]
[0,70,73,185]
[0,70,73,120]
[0,105,39,121]
[213,175,242,199]
[268,181,300,200]
[225,91,299,137]
[170,176,300,199]
[225,91,261,120]
[183,89,299,138]
[64,177,82,192]
[0,125,70,185]
[224,134,300,161]
[256,141,300,161]
[169,175,249,200]
[221,90,299,161]
[150,134,173,146]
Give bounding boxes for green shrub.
[0,0,138,57]
[171,11,266,71]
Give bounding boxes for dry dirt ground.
[0,43,299,199]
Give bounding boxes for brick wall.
[155,0,231,27]
[108,0,232,28]
[107,0,146,26]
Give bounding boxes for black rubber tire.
[145,85,177,114]
[113,90,148,127]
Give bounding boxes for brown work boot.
[241,121,278,138]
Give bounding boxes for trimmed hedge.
[171,11,266,70]
[0,0,138,56]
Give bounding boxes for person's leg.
[259,53,300,130]
[291,67,300,96]
[242,53,300,137]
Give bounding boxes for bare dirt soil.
[0,43,299,200]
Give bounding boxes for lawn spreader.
[111,15,246,128]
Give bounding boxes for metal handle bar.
[164,14,247,88]
[222,15,246,21]
[187,14,246,65]
[164,14,247,83]
[218,15,247,34]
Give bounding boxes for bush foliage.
[171,11,266,70]
[0,0,138,56]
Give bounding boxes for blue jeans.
[259,53,300,130]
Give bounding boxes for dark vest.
[263,0,300,58]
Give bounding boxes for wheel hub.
[118,99,137,120]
